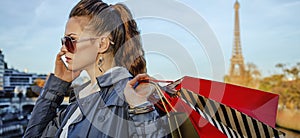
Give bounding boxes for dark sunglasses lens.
[63,37,75,53]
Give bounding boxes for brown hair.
[69,0,108,19]
[69,0,146,76]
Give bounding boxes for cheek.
[73,45,99,69]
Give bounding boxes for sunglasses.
[61,36,100,53]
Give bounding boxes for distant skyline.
[0,0,299,81]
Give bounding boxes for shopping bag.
[178,88,285,138]
[151,82,199,138]
[149,76,284,137]
[173,76,279,127]
[151,80,227,137]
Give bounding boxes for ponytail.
[112,4,147,76]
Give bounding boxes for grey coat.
[23,67,170,138]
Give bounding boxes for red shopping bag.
[152,76,281,137]
[172,76,279,127]
[152,80,228,138]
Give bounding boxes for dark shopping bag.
[151,82,199,138]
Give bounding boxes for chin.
[67,65,76,71]
[68,65,84,72]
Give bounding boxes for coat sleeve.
[23,74,71,138]
[129,102,171,137]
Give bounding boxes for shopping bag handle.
[147,80,185,137]
[138,79,173,84]
[133,79,173,89]
[133,78,178,113]
[145,80,177,113]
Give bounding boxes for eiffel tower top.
[232,0,242,58]
[234,0,240,10]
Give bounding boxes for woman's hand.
[54,47,81,82]
[124,74,155,108]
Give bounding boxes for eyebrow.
[65,33,78,36]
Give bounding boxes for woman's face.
[63,17,99,71]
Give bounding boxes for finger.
[148,76,157,81]
[55,53,65,64]
[128,74,148,85]
[128,74,150,87]
[56,51,65,59]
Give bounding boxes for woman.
[24,0,169,137]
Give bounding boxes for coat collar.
[73,67,132,96]
[96,66,132,87]
[73,67,132,109]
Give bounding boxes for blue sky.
[0,0,299,81]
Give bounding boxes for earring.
[98,57,104,72]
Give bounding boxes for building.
[0,50,47,94]
[3,68,47,93]
[0,50,5,91]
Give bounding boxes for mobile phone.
[60,55,69,70]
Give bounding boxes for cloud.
[282,1,300,8]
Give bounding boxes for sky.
[0,0,299,81]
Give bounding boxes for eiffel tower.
[226,0,247,86]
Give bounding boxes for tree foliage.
[244,63,261,88]
[259,63,300,109]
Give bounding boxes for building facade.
[0,50,5,91]
[0,50,47,93]
[4,68,47,93]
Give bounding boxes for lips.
[65,56,72,62]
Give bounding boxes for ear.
[98,37,110,54]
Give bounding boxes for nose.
[61,45,68,53]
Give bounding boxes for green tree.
[259,62,300,109]
[245,63,261,88]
